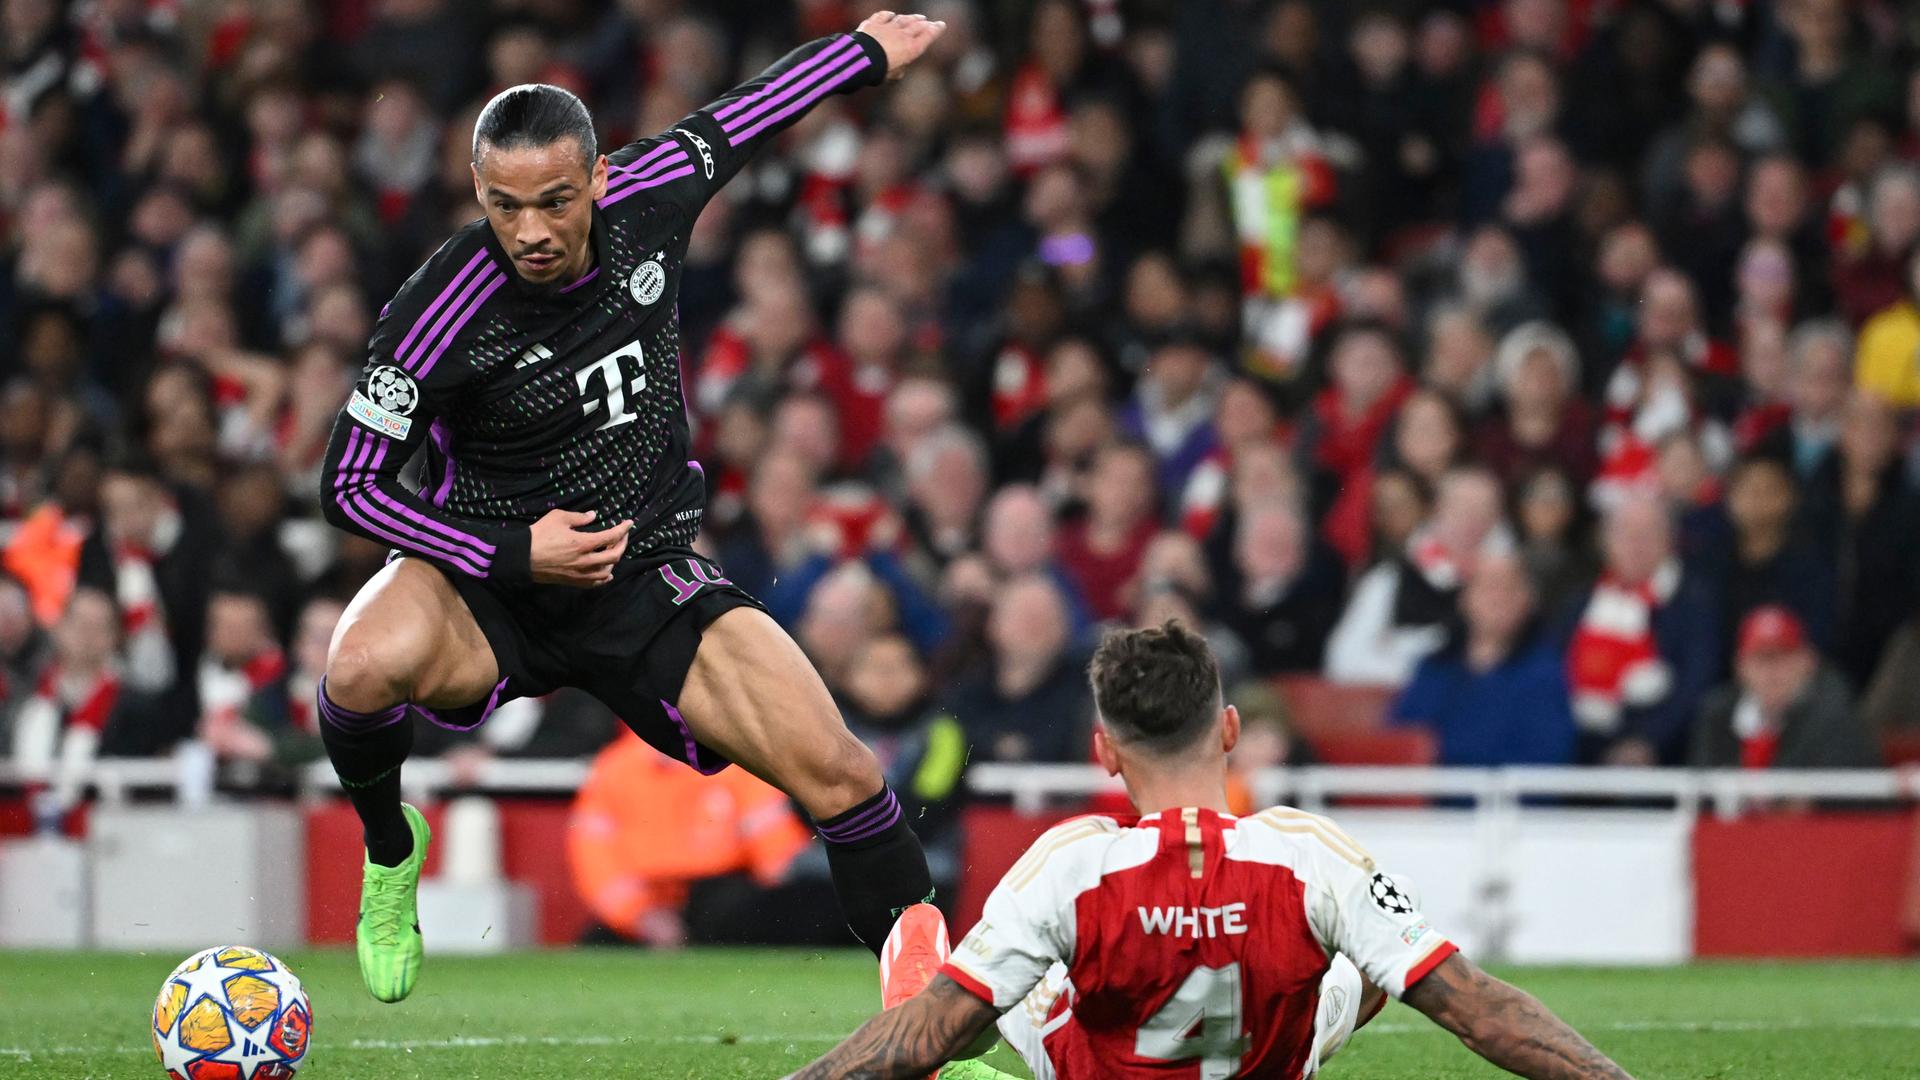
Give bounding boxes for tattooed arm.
[1402,954,1634,1079]
[786,976,1001,1080]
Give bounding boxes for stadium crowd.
[3,0,1919,877]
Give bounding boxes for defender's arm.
[1402,954,1634,1080]
[786,976,1000,1080]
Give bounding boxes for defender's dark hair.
[1088,620,1222,756]
[472,83,597,170]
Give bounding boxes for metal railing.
[2,758,1915,819]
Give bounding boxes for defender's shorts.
[425,547,764,774]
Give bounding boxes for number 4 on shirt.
[1134,962,1249,1079]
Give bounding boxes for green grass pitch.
[1,950,1916,1078]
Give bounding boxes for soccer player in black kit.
[316,11,947,1002]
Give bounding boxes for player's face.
[472,139,609,286]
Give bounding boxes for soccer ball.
[151,945,312,1080]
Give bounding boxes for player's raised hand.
[857,11,947,79]
[529,509,632,587]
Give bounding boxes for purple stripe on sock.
[714,36,857,122]
[409,677,509,732]
[821,799,903,845]
[610,140,680,176]
[429,419,457,507]
[402,263,501,371]
[818,789,900,842]
[418,271,507,377]
[722,42,863,134]
[731,56,872,144]
[663,699,729,775]
[600,165,696,208]
[396,249,489,361]
[598,152,688,204]
[317,679,406,732]
[559,266,599,293]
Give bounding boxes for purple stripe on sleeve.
[558,266,599,293]
[335,488,488,577]
[663,699,730,775]
[599,165,697,208]
[731,56,872,144]
[363,485,494,562]
[713,36,856,122]
[418,271,508,377]
[722,43,864,135]
[609,141,680,176]
[598,152,689,204]
[395,249,489,361]
[362,434,496,557]
[429,419,457,506]
[401,263,502,371]
[335,431,493,570]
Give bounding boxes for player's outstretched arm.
[786,975,999,1080]
[1402,954,1634,1080]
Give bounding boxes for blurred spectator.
[195,587,291,766]
[1119,329,1223,496]
[1710,455,1835,652]
[1477,322,1598,489]
[1057,440,1158,622]
[1568,495,1721,764]
[836,633,966,885]
[1393,550,1576,767]
[1854,249,1920,408]
[1692,607,1879,769]
[0,571,47,741]
[1218,501,1343,676]
[1749,319,1851,476]
[567,730,811,948]
[1802,392,1920,689]
[1326,466,1509,687]
[10,586,119,832]
[1514,466,1593,619]
[1223,680,1313,817]
[943,574,1089,765]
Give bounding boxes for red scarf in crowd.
[1567,561,1680,733]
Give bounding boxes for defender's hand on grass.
[529,509,631,587]
[858,11,946,79]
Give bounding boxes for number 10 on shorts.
[660,559,730,605]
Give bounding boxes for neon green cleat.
[938,1061,1021,1080]
[354,803,431,1003]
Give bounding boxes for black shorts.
[427,547,763,774]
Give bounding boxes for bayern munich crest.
[366,365,419,416]
[630,259,665,306]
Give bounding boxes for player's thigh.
[675,605,881,817]
[329,557,500,708]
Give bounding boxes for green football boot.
[355,803,431,1003]
[939,1060,1022,1080]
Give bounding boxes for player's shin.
[317,678,416,867]
[816,785,936,956]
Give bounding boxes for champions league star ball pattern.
[151,946,312,1080]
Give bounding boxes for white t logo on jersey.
[577,341,647,430]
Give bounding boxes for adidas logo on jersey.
[1137,903,1249,939]
[517,343,555,369]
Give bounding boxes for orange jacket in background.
[567,730,811,936]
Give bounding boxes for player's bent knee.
[324,635,417,712]
[791,734,886,819]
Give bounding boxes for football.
[150,946,313,1080]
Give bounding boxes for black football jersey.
[320,31,888,582]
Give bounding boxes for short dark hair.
[472,83,597,171]
[1088,620,1222,756]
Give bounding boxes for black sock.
[815,786,935,955]
[318,679,416,867]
